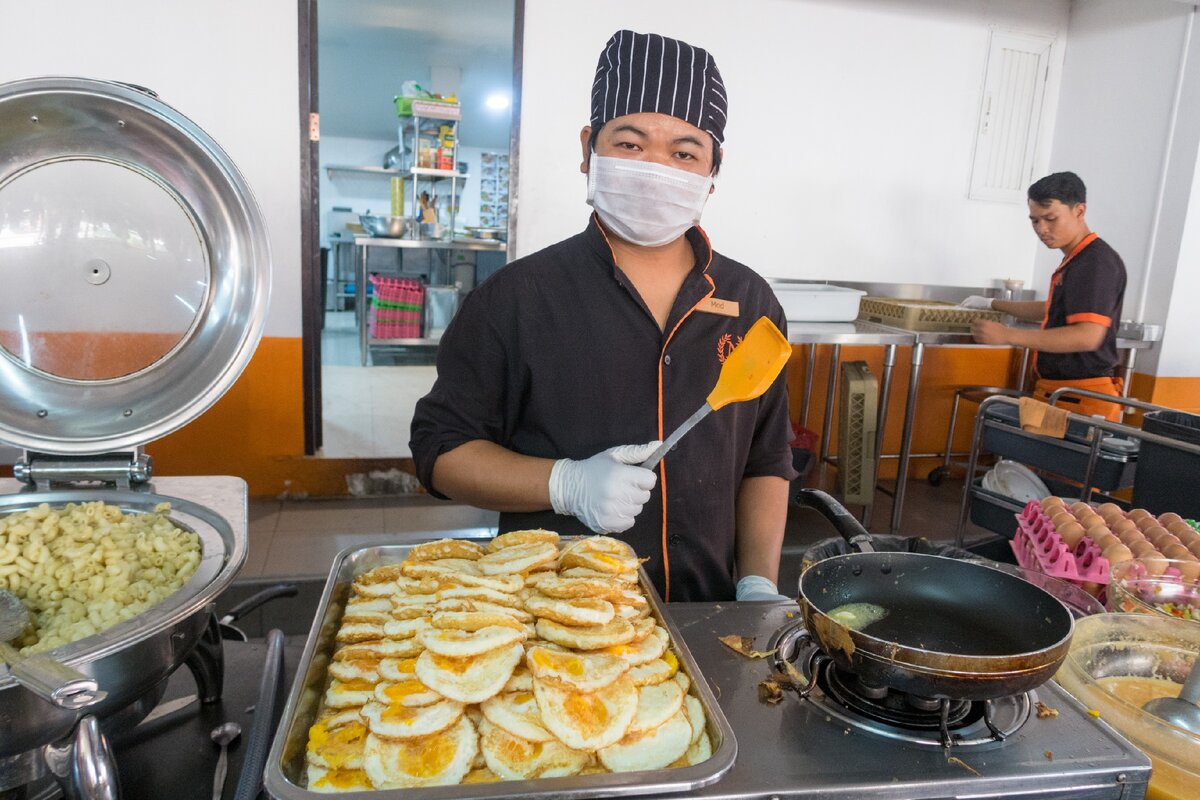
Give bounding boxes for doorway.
[300,0,521,457]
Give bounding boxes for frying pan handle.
[797,489,876,553]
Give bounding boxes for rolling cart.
[953,388,1200,551]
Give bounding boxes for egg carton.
[1011,501,1112,585]
[857,297,1002,332]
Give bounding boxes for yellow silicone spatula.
[640,316,791,469]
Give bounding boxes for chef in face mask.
[410,30,796,604]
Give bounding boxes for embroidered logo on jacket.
[716,333,743,363]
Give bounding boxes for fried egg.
[416,641,524,704]
[487,529,561,552]
[381,616,432,640]
[389,602,436,620]
[627,679,684,734]
[344,597,393,616]
[432,610,528,633]
[614,602,651,620]
[335,621,388,644]
[526,645,630,692]
[328,654,381,683]
[559,566,640,584]
[336,637,424,660]
[462,766,501,784]
[525,593,616,627]
[478,717,591,779]
[600,625,667,666]
[420,625,525,657]
[436,598,534,622]
[627,655,677,686]
[362,714,477,788]
[437,585,525,609]
[503,664,533,693]
[537,617,636,651]
[477,541,559,575]
[526,574,624,602]
[408,538,486,562]
[673,671,691,695]
[307,711,368,769]
[325,678,378,709]
[305,764,373,793]
[685,730,712,765]
[361,697,464,739]
[597,708,691,772]
[532,674,638,751]
[479,690,555,742]
[374,679,443,707]
[377,656,420,682]
[682,693,706,744]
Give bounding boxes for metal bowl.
[359,214,413,238]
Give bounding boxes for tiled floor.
[320,311,437,458]
[244,471,996,580]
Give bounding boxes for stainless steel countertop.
[351,234,506,251]
[786,320,913,346]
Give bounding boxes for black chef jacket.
[410,216,797,602]
[1036,235,1126,380]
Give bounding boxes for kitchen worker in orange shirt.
[963,172,1127,421]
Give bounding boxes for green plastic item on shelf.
[371,297,422,312]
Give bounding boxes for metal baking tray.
[264,542,737,799]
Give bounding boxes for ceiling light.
[485,93,510,111]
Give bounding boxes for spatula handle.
[640,404,713,470]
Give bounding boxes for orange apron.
[1033,376,1124,422]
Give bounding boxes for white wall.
[1040,0,1200,375]
[1159,130,1200,376]
[516,0,1070,286]
[0,0,301,339]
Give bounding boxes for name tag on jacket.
[698,297,739,317]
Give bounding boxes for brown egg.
[1057,521,1087,549]
[1162,543,1192,561]
[1138,554,1169,577]
[1041,496,1066,511]
[1189,539,1200,559]
[1145,527,1177,548]
[1157,512,1183,528]
[1051,511,1075,529]
[1119,529,1147,547]
[1168,521,1198,543]
[1113,518,1139,535]
[1097,502,1124,517]
[1130,539,1158,557]
[1102,542,1133,566]
[1070,501,1095,518]
[1176,561,1200,581]
[1080,581,1103,598]
[1137,516,1161,533]
[1092,531,1119,551]
[1128,508,1153,524]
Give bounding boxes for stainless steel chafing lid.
[0,77,270,454]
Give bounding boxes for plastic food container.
[1055,614,1200,800]
[766,281,865,322]
[1107,559,1200,622]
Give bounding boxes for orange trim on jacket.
[1065,312,1112,327]
[592,219,717,602]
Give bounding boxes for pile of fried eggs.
[304,532,713,792]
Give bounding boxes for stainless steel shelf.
[352,235,505,252]
[325,164,468,180]
[369,338,441,347]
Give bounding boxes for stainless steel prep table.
[353,234,507,365]
[789,322,1154,535]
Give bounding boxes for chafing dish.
[0,76,269,797]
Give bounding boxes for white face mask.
[586,153,714,247]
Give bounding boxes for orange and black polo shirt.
[1037,235,1126,381]
[410,216,796,602]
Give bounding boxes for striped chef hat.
[590,30,727,145]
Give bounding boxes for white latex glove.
[960,295,995,310]
[548,441,660,533]
[735,575,793,603]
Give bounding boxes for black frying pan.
[796,490,1074,700]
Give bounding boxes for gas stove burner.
[822,665,974,730]
[769,618,1032,749]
